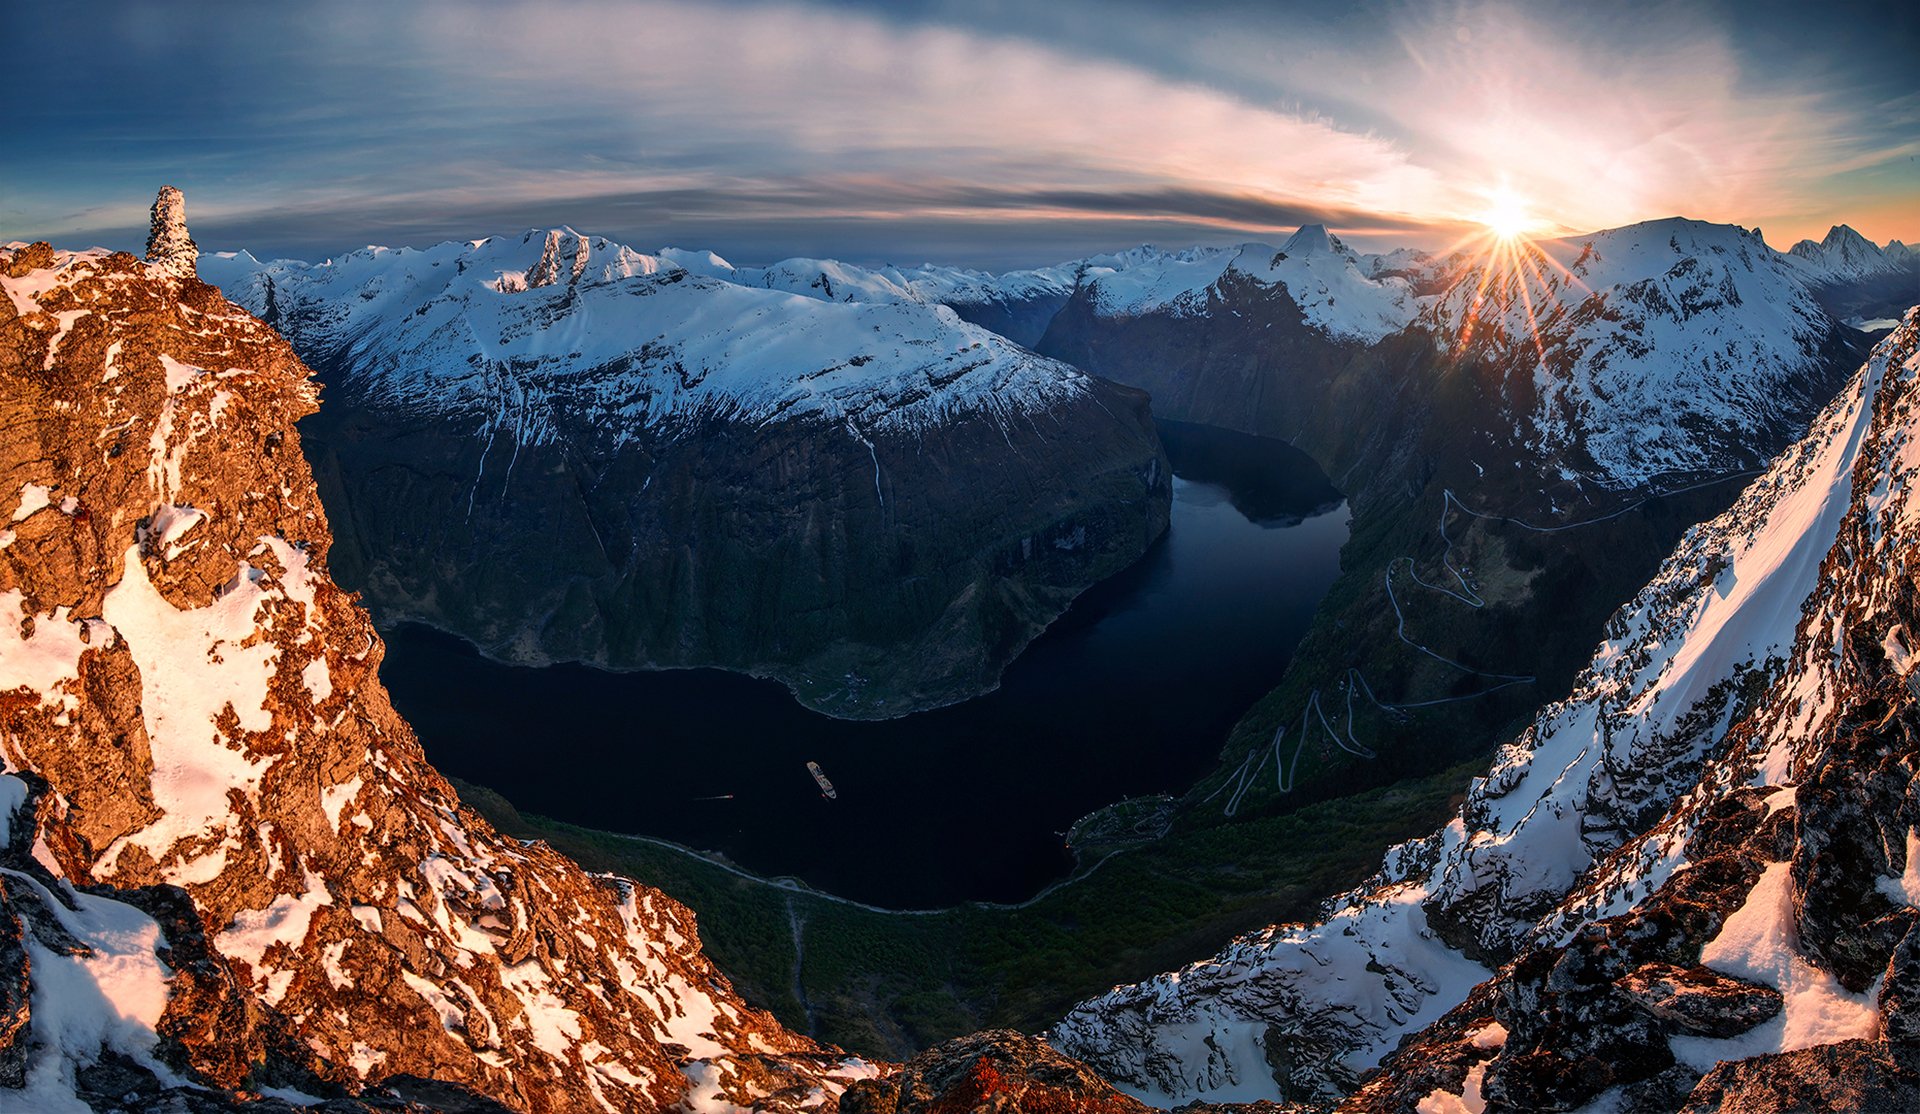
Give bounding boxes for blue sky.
[6,0,1916,267]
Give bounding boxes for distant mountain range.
[4,191,1918,1112]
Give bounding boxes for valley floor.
[449,757,1482,1060]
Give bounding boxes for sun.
[1475,186,1537,241]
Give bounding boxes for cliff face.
[0,240,859,1111]
[205,231,1170,719]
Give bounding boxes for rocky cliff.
[0,238,864,1111]
[202,230,1169,719]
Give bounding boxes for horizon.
[15,206,1908,276]
[5,0,1917,269]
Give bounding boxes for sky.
[5,0,1917,268]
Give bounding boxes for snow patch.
[1415,1061,1488,1114]
[302,656,333,704]
[217,868,333,1006]
[0,592,99,718]
[1672,862,1881,1069]
[11,483,53,522]
[679,1061,756,1114]
[2,869,174,1108]
[97,548,283,869]
[321,777,361,831]
[1879,829,1920,908]
[0,773,27,843]
[144,503,207,560]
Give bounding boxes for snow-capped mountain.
[1784,224,1916,285]
[201,228,1095,437]
[1061,226,1418,344]
[0,239,865,1111]
[1429,218,1844,491]
[1035,217,1858,499]
[201,222,1169,718]
[704,244,1234,347]
[624,231,1423,351]
[1051,313,1920,1108]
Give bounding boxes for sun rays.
[1435,192,1594,362]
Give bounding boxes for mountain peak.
[1782,221,1904,282]
[144,185,197,279]
[1281,223,1337,256]
[1822,223,1873,250]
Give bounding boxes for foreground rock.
[202,229,1169,719]
[0,237,864,1110]
[840,1030,1151,1114]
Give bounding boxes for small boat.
[806,760,837,800]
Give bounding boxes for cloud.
[8,0,1914,259]
[405,0,1447,218]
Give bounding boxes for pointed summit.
[145,185,198,279]
[1821,223,1872,250]
[1281,223,1336,256]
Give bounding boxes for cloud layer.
[5,0,1913,264]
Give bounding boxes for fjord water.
[380,421,1348,908]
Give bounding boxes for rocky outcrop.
[0,240,861,1110]
[203,231,1169,718]
[840,1030,1152,1114]
[1678,1040,1920,1113]
[145,186,197,279]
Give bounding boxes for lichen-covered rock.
[1615,962,1783,1038]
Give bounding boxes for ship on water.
[806,760,837,800]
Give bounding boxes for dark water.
[379,421,1348,908]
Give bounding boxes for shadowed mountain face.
[1032,218,1869,839]
[371,421,1347,909]
[1051,314,1920,1112]
[204,231,1171,719]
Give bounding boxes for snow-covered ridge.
[200,228,1096,442]
[1051,314,1920,1105]
[1424,217,1839,491]
[1783,223,1919,285]
[1064,226,1420,342]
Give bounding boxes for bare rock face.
[839,1030,1154,1114]
[145,186,198,279]
[1679,1040,1920,1113]
[0,241,864,1111]
[1614,962,1784,1039]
